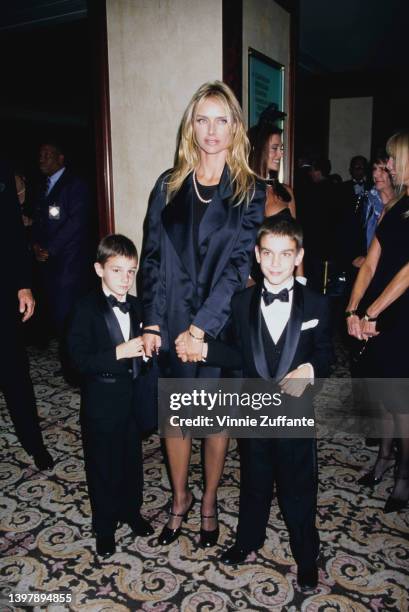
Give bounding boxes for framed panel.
[248,48,284,128]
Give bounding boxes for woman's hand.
[346,314,364,339]
[175,325,204,362]
[361,319,379,340]
[143,325,161,357]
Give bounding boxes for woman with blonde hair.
[346,130,409,513]
[140,81,265,546]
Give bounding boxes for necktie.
[262,287,290,306]
[107,294,131,313]
[45,177,51,197]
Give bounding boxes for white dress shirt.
[103,288,130,341]
[261,277,294,343]
[46,167,66,196]
[260,277,314,380]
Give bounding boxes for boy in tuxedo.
[67,234,153,557]
[177,217,333,590]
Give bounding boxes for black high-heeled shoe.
[199,507,219,548]
[384,476,409,513]
[157,494,196,545]
[358,455,395,487]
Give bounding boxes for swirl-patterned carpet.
[1,341,408,611]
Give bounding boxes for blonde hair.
[166,81,255,205]
[385,131,409,214]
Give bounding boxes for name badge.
[48,205,61,220]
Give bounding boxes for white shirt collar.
[49,166,65,184]
[263,276,294,294]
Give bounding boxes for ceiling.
[299,0,409,74]
[1,0,407,77]
[0,0,87,32]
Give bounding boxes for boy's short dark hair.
[256,216,303,250]
[96,234,138,265]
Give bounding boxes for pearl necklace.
[192,171,213,204]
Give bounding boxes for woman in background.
[248,104,302,281]
[346,131,409,513]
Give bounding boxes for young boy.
[176,216,333,590]
[67,234,153,557]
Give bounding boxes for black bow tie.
[262,287,290,306]
[107,294,131,314]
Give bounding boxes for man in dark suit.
[178,216,333,590]
[0,159,53,470]
[32,141,90,375]
[342,155,370,207]
[337,156,372,295]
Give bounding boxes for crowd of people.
[2,80,408,593]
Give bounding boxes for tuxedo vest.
[261,314,288,377]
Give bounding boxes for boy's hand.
[116,337,145,360]
[143,325,161,357]
[279,364,312,397]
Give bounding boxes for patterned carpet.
[1,341,408,612]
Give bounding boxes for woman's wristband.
[363,312,377,322]
[189,329,204,341]
[142,329,161,337]
[345,310,357,319]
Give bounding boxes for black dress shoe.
[127,516,154,537]
[358,456,395,487]
[365,437,380,447]
[297,564,318,590]
[96,533,115,557]
[219,545,251,565]
[200,508,219,548]
[384,496,408,513]
[31,449,54,471]
[157,494,195,545]
[384,477,409,513]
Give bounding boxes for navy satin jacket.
[139,166,265,350]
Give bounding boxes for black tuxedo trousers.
[237,437,319,569]
[81,379,143,535]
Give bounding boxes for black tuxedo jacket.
[67,289,142,376]
[32,169,90,289]
[207,280,333,382]
[139,166,265,350]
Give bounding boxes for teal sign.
[249,52,284,127]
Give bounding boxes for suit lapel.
[129,300,142,377]
[162,175,196,283]
[97,290,126,346]
[161,166,236,283]
[274,281,303,382]
[249,284,271,379]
